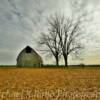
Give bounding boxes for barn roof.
[17,45,42,62]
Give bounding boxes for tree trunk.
[64,55,68,67]
[55,56,59,66]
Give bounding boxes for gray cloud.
[0,0,100,64]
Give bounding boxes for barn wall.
[17,48,43,67]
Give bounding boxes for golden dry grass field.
[0,68,100,100]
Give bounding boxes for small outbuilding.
[17,46,43,67]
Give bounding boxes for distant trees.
[39,14,83,67]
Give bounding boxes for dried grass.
[0,68,100,100]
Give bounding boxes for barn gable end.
[17,46,43,67]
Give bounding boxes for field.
[0,68,100,100]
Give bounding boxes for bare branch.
[38,14,83,66]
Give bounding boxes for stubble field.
[0,68,100,100]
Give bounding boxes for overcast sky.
[0,0,100,65]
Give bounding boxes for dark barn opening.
[26,46,32,53]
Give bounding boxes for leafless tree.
[39,31,61,66]
[46,14,83,67]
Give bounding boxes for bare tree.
[47,14,83,67]
[39,31,61,66]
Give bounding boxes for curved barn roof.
[17,46,42,62]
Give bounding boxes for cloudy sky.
[0,0,100,65]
